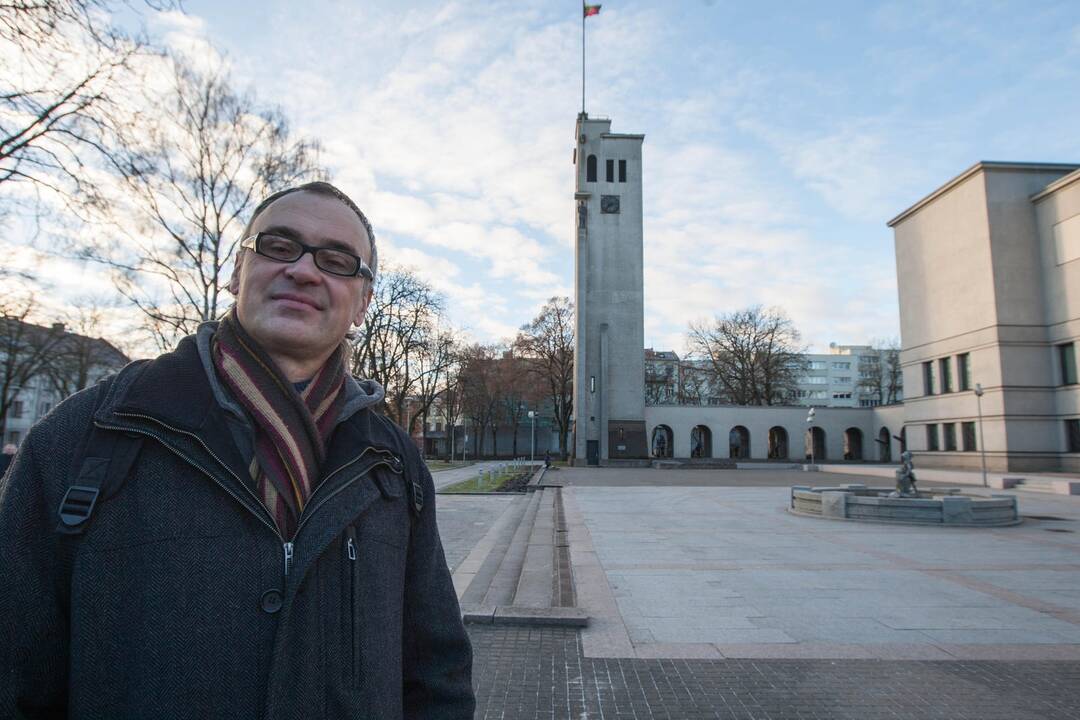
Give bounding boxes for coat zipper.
[345,525,358,680]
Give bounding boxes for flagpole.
[582,2,586,114]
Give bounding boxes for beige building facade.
[888,162,1080,472]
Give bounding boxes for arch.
[877,427,892,462]
[586,154,597,182]
[768,426,789,459]
[804,427,827,461]
[651,424,673,458]
[690,425,712,458]
[728,425,750,459]
[843,427,863,461]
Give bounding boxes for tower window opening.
[619,159,626,182]
[586,154,597,182]
[606,159,614,182]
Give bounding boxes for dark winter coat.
[0,334,474,719]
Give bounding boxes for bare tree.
[0,294,66,436]
[1,1,173,208]
[78,53,323,348]
[686,306,805,406]
[514,297,573,459]
[438,365,464,461]
[457,344,498,458]
[405,328,456,448]
[351,267,445,427]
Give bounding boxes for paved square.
[560,468,1080,660]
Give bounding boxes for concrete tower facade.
[572,113,648,464]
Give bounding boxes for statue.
[891,451,918,497]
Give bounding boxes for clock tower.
[572,113,648,464]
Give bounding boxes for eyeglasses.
[240,233,373,280]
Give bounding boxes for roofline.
[601,133,645,140]
[886,161,1080,227]
[1031,166,1080,202]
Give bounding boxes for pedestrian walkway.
[430,460,503,490]
[436,467,1080,718]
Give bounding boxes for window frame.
[943,423,957,451]
[962,421,977,452]
[922,361,935,396]
[957,353,971,391]
[1059,342,1078,385]
[939,357,952,393]
[926,423,939,451]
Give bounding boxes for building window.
[808,361,827,370]
[943,423,957,451]
[1066,419,1080,452]
[618,159,627,182]
[835,376,852,384]
[1060,342,1078,385]
[926,424,939,451]
[586,154,597,182]
[605,158,614,182]
[962,421,977,451]
[11,401,23,419]
[957,353,971,391]
[39,402,51,416]
[922,361,935,396]
[832,392,852,399]
[939,357,952,393]
[832,362,850,370]
[803,376,828,384]
[5,431,19,446]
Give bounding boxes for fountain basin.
[789,484,1020,527]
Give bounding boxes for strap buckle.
[58,485,101,528]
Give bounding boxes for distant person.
[0,182,474,718]
[544,450,551,468]
[0,444,15,477]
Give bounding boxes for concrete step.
[461,485,589,628]
[458,493,532,607]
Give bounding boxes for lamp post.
[528,410,536,463]
[974,383,988,487]
[806,407,816,468]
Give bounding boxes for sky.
[13,0,1080,354]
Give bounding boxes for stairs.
[459,481,588,627]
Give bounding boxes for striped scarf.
[211,311,347,538]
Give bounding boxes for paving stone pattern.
[470,625,1080,719]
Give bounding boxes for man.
[0,182,475,719]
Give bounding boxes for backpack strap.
[55,376,145,536]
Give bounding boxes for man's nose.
[283,250,322,283]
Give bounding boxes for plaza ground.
[433,466,1080,719]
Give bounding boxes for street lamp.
[974,383,988,488]
[806,407,816,468]
[528,410,536,463]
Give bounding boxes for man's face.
[229,191,373,368]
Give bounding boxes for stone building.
[889,161,1080,472]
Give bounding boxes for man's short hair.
[238,181,378,280]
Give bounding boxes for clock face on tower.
[600,195,620,214]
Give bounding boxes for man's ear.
[352,283,374,326]
[228,254,242,295]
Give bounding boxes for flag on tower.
[584,4,601,18]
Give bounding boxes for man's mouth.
[271,293,323,310]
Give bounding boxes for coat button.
[260,589,283,614]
